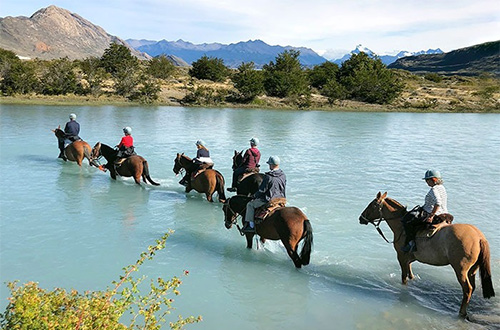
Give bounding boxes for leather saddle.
[237,167,260,183]
[417,213,454,238]
[254,197,287,224]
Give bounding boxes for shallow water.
[0,105,499,329]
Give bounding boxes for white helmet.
[123,127,132,134]
[69,113,77,120]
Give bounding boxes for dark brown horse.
[222,195,313,268]
[173,153,226,202]
[53,127,92,166]
[90,142,159,186]
[359,192,495,318]
[231,150,264,196]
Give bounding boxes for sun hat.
[266,156,280,165]
[423,170,441,180]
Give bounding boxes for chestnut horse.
[173,153,226,202]
[222,195,313,268]
[231,150,264,196]
[359,192,495,317]
[53,127,92,166]
[90,142,159,186]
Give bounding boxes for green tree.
[307,61,339,89]
[38,58,79,95]
[114,66,140,97]
[188,55,228,82]
[146,55,176,80]
[232,62,264,101]
[338,52,403,104]
[322,79,347,104]
[78,57,108,96]
[130,78,161,104]
[100,43,138,76]
[263,50,309,98]
[0,50,38,95]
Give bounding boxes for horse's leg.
[245,234,253,249]
[408,262,415,280]
[281,238,302,268]
[206,192,214,202]
[397,253,411,284]
[453,265,473,318]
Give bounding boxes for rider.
[401,170,448,252]
[227,137,261,192]
[115,126,136,164]
[58,113,80,160]
[179,140,214,187]
[243,156,286,233]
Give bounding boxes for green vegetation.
[1,44,499,111]
[0,232,201,330]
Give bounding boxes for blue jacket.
[254,169,286,202]
[64,120,80,138]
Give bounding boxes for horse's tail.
[215,170,226,202]
[478,239,495,299]
[142,160,160,186]
[299,220,313,266]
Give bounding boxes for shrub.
[0,232,201,330]
[424,73,443,83]
[146,55,176,80]
[100,43,139,77]
[232,62,264,102]
[129,79,161,104]
[182,85,228,105]
[263,50,309,98]
[307,61,339,89]
[0,50,37,95]
[38,58,80,95]
[188,56,228,82]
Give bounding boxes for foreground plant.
[0,231,202,330]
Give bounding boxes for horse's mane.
[179,153,192,161]
[384,197,406,210]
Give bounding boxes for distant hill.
[332,44,443,65]
[388,41,500,76]
[127,38,328,68]
[0,5,149,60]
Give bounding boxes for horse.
[231,150,264,196]
[90,142,160,186]
[53,126,92,166]
[359,192,495,318]
[222,195,313,268]
[173,153,226,202]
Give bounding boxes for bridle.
[224,197,248,236]
[360,198,402,244]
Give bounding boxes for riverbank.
[1,71,499,113]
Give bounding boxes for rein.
[361,201,402,244]
[225,198,248,236]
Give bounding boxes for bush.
[0,50,37,95]
[307,61,339,89]
[263,50,309,98]
[146,55,176,80]
[129,79,161,104]
[322,79,347,104]
[0,232,201,330]
[100,43,139,77]
[232,62,264,102]
[189,56,228,82]
[182,85,228,105]
[38,58,80,95]
[424,73,443,83]
[78,57,108,96]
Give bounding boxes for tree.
[338,52,403,104]
[232,62,264,101]
[322,79,347,104]
[113,66,140,97]
[100,43,138,76]
[78,57,108,96]
[146,55,176,80]
[188,55,228,82]
[263,50,309,98]
[38,58,79,95]
[307,61,339,90]
[0,49,37,95]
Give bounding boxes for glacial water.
[0,104,499,329]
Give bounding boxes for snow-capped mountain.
[331,45,443,65]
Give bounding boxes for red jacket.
[242,147,260,169]
[118,135,134,148]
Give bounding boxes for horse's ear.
[376,191,381,199]
[234,150,237,155]
[58,125,61,129]
[381,192,387,199]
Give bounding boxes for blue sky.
[2,0,499,59]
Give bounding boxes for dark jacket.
[64,120,80,140]
[196,148,210,158]
[254,169,286,202]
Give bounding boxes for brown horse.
[53,127,92,166]
[359,192,495,317]
[222,195,313,268]
[173,153,226,202]
[90,142,160,186]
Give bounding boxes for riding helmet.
[69,113,77,120]
[266,155,280,165]
[123,126,132,135]
[250,137,259,146]
[423,169,441,180]
[196,140,206,147]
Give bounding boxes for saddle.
[416,213,454,238]
[192,163,214,179]
[254,197,287,224]
[237,167,260,183]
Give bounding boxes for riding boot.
[242,221,255,233]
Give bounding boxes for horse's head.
[88,142,102,167]
[173,153,185,175]
[232,150,244,170]
[52,126,65,139]
[222,195,251,229]
[359,192,387,225]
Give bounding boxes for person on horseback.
[227,137,261,192]
[243,156,286,233]
[58,113,81,160]
[115,127,136,165]
[179,140,214,187]
[401,170,448,252]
